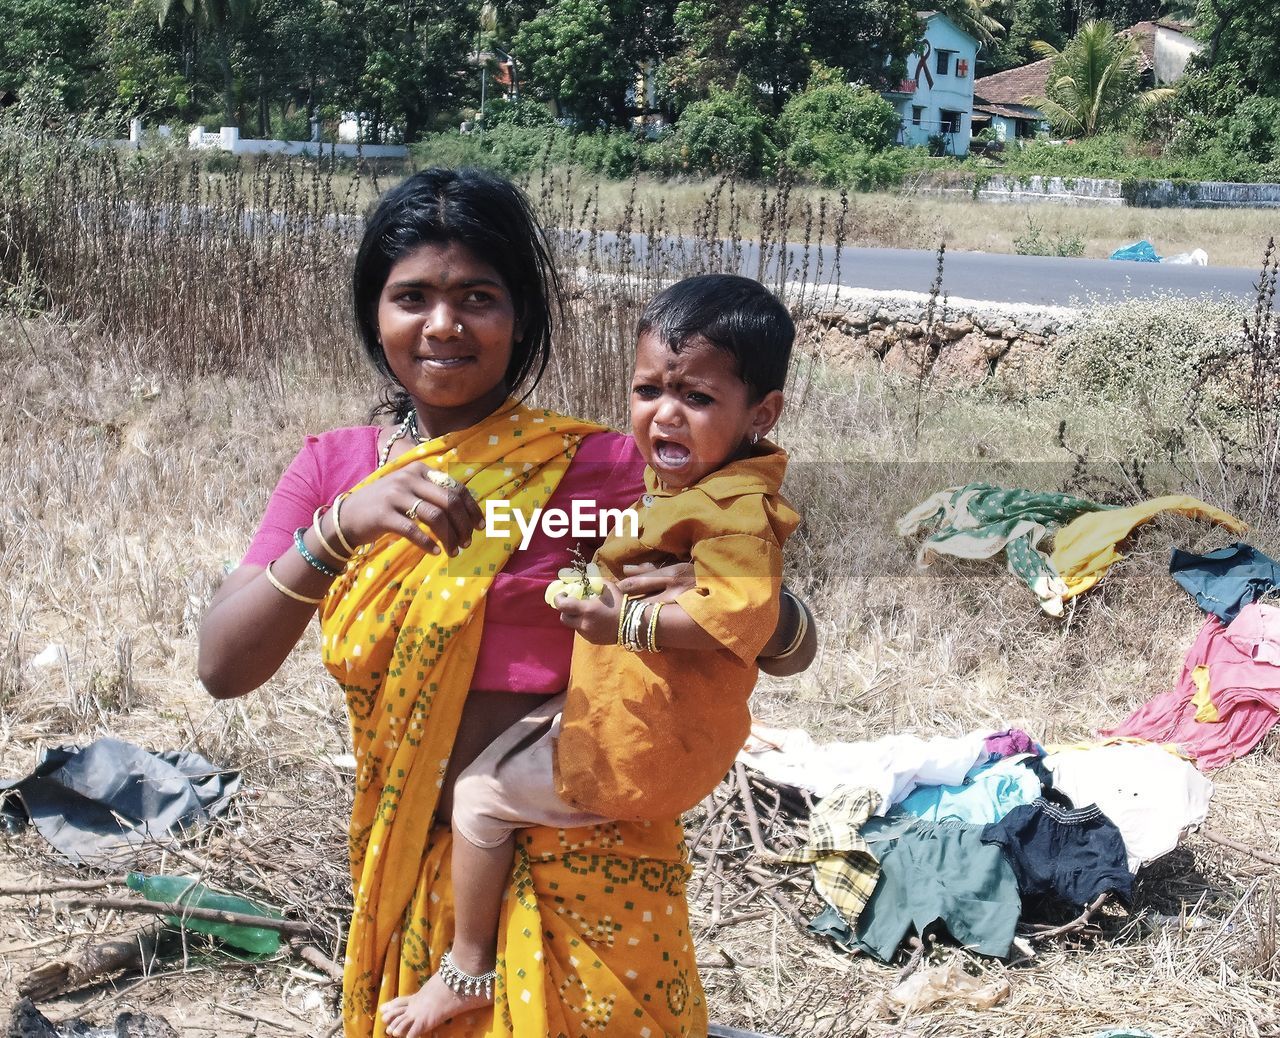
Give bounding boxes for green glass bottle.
[125,872,283,955]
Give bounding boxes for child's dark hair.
[353,167,560,418]
[636,274,793,399]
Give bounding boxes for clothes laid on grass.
[984,729,1039,760]
[897,483,1113,615]
[555,443,799,820]
[981,798,1133,907]
[854,815,1022,962]
[0,738,239,866]
[318,404,706,1038]
[1043,743,1213,872]
[1050,495,1247,601]
[1103,604,1280,771]
[1169,542,1280,624]
[738,724,991,815]
[780,786,881,927]
[897,756,1042,825]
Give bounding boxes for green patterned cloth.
[898,483,1114,615]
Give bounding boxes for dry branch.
[18,922,164,1001]
[63,895,316,938]
[1203,828,1280,866]
[0,876,125,897]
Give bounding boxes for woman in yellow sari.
[198,167,815,1037]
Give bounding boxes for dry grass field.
[3,144,1280,1037]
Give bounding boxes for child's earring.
[750,432,761,446]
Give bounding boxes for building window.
[936,49,954,76]
[940,109,962,133]
[912,105,924,126]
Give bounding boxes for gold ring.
[427,469,459,490]
[407,498,424,521]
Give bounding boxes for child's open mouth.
[653,439,691,469]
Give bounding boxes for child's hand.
[554,580,623,645]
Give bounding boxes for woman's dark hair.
[637,274,793,400]
[353,167,560,416]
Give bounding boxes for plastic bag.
[1162,249,1208,266]
[1109,240,1161,263]
[883,959,1011,1014]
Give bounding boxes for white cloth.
[1044,743,1213,872]
[738,723,991,815]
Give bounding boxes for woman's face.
[376,240,519,428]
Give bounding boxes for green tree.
[778,75,900,184]
[1026,19,1172,136]
[661,78,775,175]
[935,0,1004,47]
[336,0,481,142]
[1195,0,1280,96]
[512,0,673,126]
[660,0,917,114]
[0,0,109,111]
[986,0,1064,72]
[154,0,261,126]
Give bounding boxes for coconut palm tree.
[1025,19,1174,137]
[154,0,262,127]
[936,0,1005,47]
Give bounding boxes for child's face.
[630,332,781,490]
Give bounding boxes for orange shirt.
[554,443,800,819]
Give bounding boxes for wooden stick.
[734,762,772,858]
[291,939,343,983]
[64,895,315,937]
[0,876,125,896]
[704,908,771,930]
[18,922,164,1001]
[894,936,924,984]
[1203,828,1280,866]
[1024,892,1110,941]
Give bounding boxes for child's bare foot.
[379,958,495,1037]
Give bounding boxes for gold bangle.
[616,593,631,647]
[331,492,356,556]
[312,506,351,564]
[265,561,325,605]
[769,591,809,661]
[646,600,664,653]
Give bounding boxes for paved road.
[565,231,1261,307]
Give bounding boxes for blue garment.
[897,756,1041,825]
[1169,542,1280,623]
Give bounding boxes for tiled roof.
[973,57,1054,106]
[973,101,1044,120]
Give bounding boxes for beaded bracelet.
[311,505,351,564]
[331,492,357,556]
[294,527,342,578]
[265,561,325,605]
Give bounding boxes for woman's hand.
[337,462,485,556]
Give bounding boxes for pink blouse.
[242,426,645,693]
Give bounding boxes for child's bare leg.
[380,828,514,1036]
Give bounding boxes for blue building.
[882,12,979,156]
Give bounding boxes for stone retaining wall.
[803,292,1077,391]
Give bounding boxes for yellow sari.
[319,402,707,1038]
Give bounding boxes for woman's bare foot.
[380,969,495,1037]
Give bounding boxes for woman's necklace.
[379,407,427,467]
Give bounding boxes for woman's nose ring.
[453,322,464,334]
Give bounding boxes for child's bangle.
[768,591,809,661]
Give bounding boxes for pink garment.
[1104,602,1280,770]
[242,425,644,693]
[984,729,1038,759]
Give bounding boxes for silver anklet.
[439,949,497,1000]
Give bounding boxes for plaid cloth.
[781,786,881,926]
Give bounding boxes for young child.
[381,273,801,1037]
